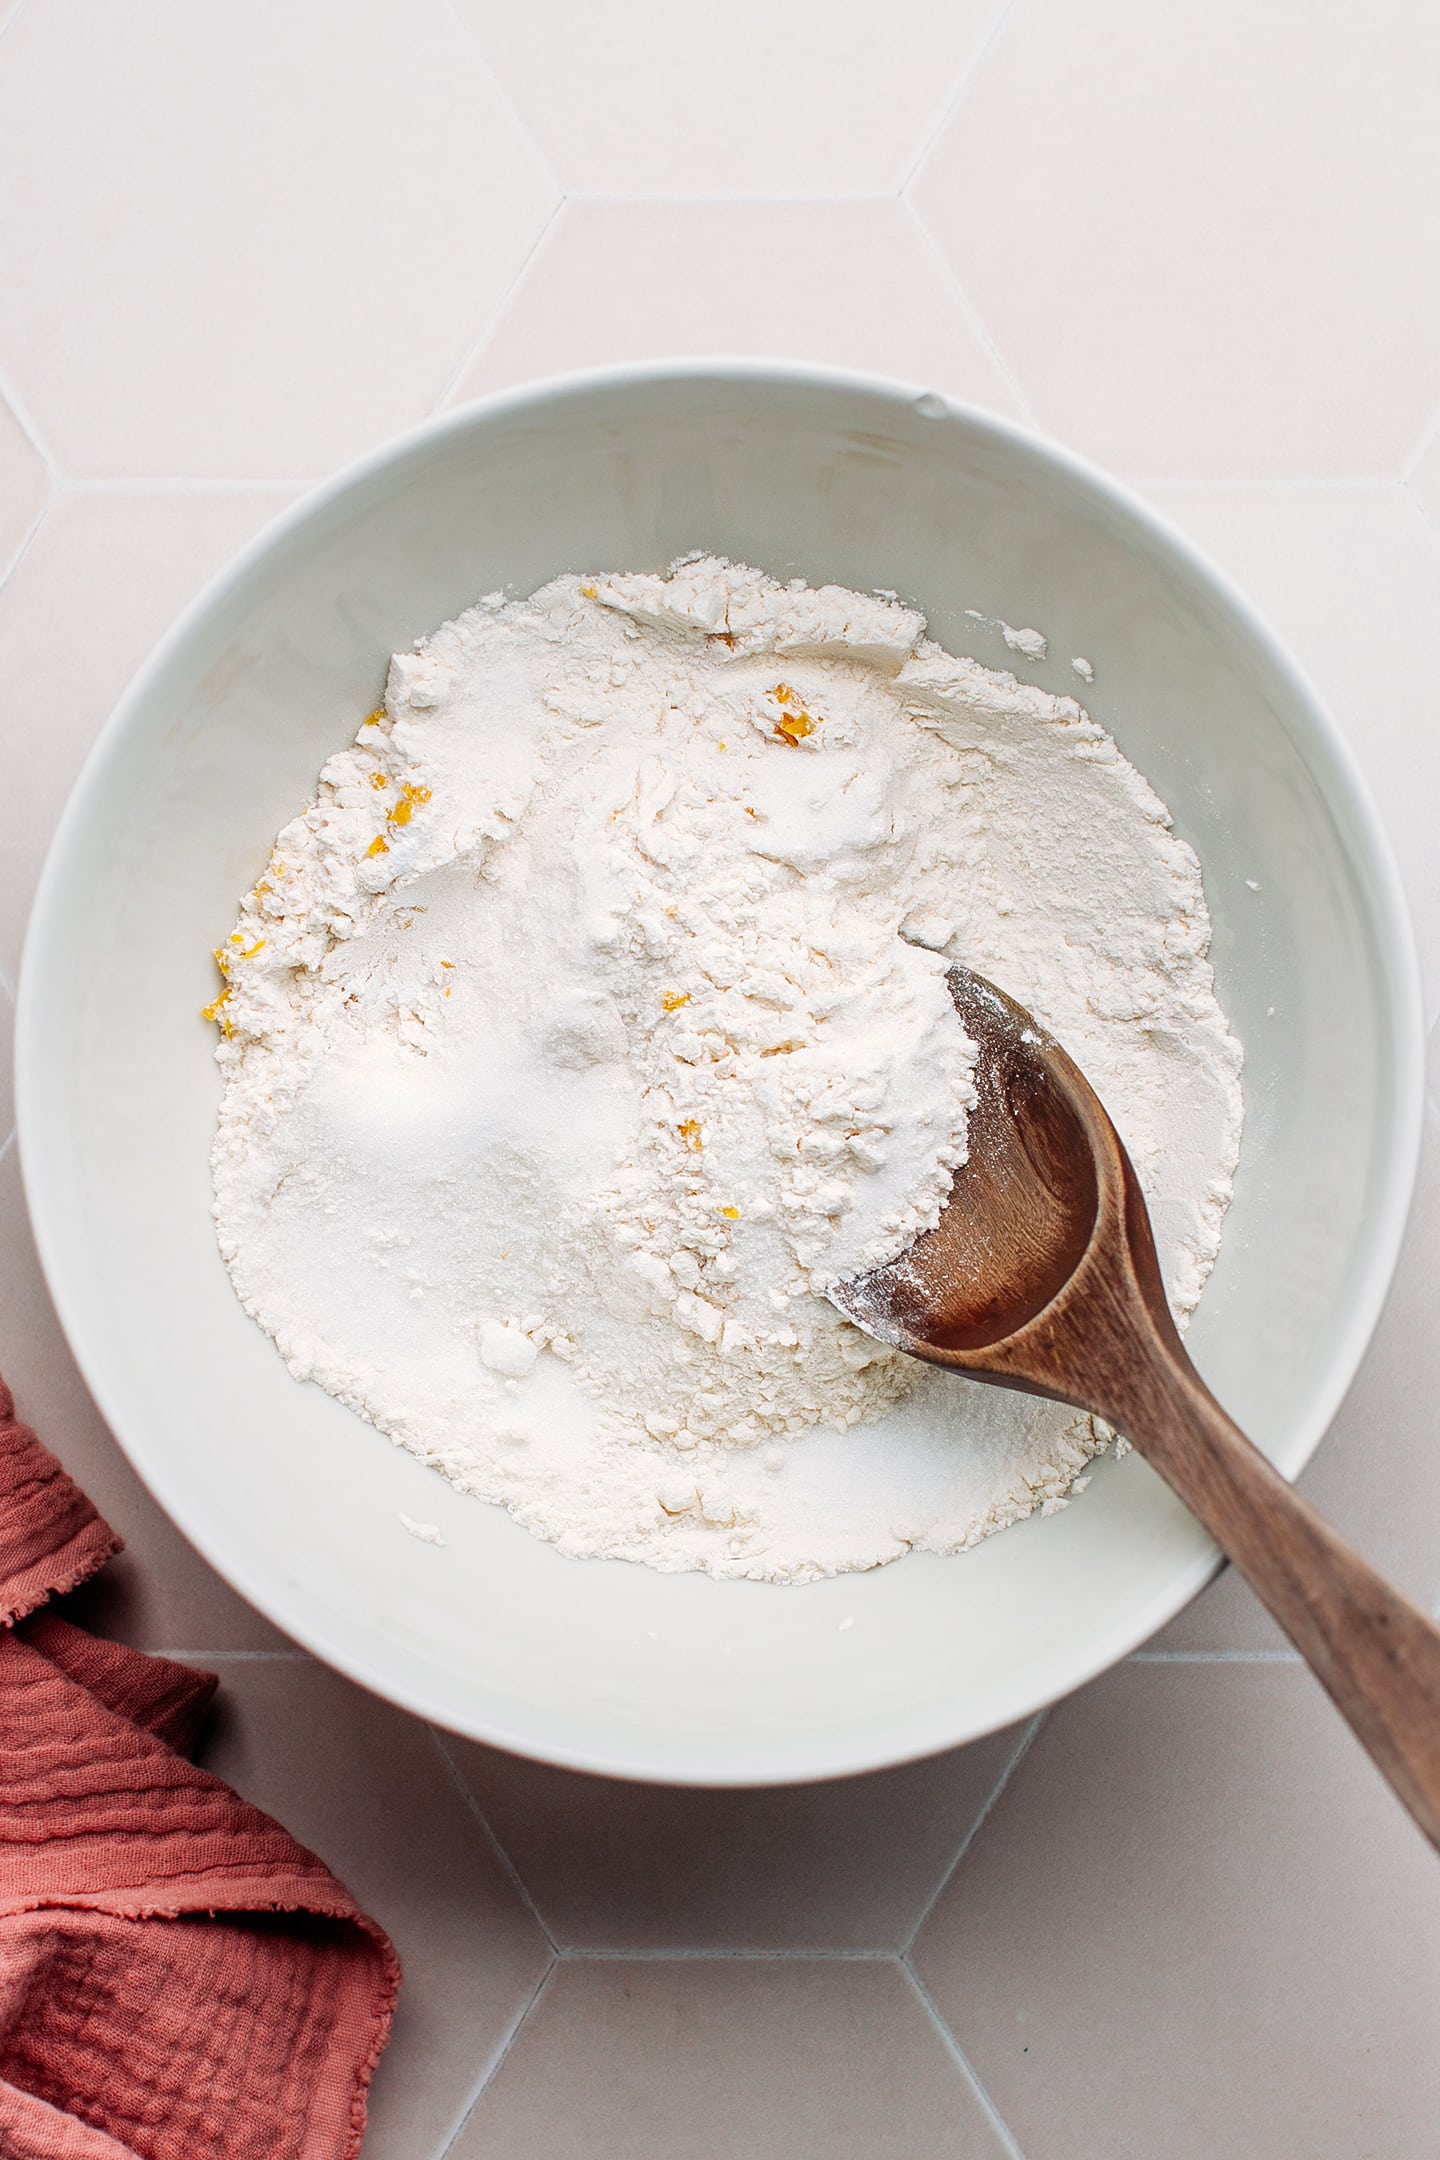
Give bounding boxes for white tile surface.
[914,1663,1440,2160]
[452,198,1022,411]
[451,0,1004,195]
[446,1723,1028,1952]
[1,5,1437,2155]
[912,0,1440,479]
[0,975,12,1153]
[451,1958,1011,2160]
[0,386,48,578]
[1412,422,1440,536]
[0,0,557,477]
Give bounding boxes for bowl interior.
[17,368,1419,1783]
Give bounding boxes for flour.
[964,608,1048,662]
[209,558,1242,1583]
[398,1514,445,1546]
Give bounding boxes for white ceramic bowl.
[17,363,1422,1785]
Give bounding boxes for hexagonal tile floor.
[2,1,1438,2153]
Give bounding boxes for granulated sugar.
[209,558,1242,1582]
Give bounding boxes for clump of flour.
[210,558,1242,1582]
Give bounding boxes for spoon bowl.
[835,971,1103,1370]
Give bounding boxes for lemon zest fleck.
[388,781,432,830]
[367,835,389,857]
[718,1205,739,1220]
[661,991,690,1013]
[202,975,235,1034]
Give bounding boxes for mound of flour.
[210,558,1242,1582]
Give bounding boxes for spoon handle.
[1120,1348,1440,1853]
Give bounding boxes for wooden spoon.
[831,966,1440,1852]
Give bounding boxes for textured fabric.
[0,1381,399,2158]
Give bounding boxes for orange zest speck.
[677,1119,702,1151]
[370,772,388,790]
[662,991,690,1013]
[441,960,454,970]
[774,709,816,746]
[773,683,794,705]
[367,835,390,856]
[388,781,432,829]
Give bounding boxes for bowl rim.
[15,357,1426,1785]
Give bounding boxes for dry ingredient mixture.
[209,558,1243,1582]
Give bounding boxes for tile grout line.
[1121,473,1399,493]
[899,1959,1029,2160]
[900,1711,1045,1960]
[1128,1648,1300,1663]
[1396,474,1440,566]
[560,1944,898,1963]
[0,491,52,609]
[432,0,569,415]
[0,354,59,478]
[430,193,568,415]
[556,188,911,205]
[897,0,1018,194]
[426,1725,559,1953]
[438,0,566,200]
[436,1951,558,2158]
[900,200,1039,429]
[57,475,320,496]
[1399,403,1440,484]
[0,491,51,596]
[150,1647,311,1662]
